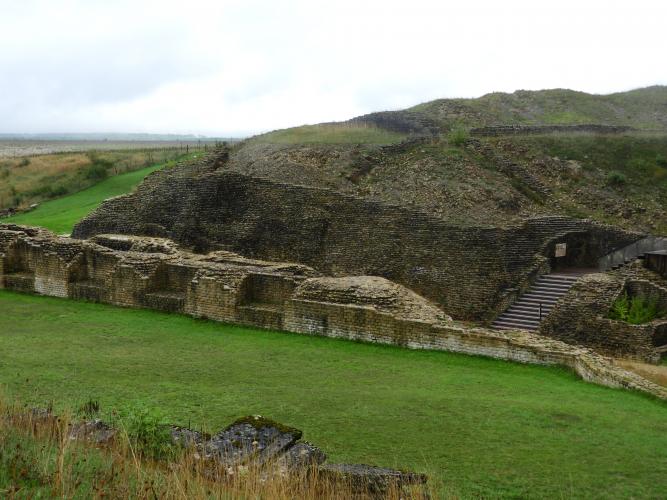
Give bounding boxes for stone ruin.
[541,263,667,363]
[70,150,642,322]
[60,148,667,366]
[0,223,450,339]
[2,222,666,401]
[25,409,426,496]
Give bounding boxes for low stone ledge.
[62,412,427,495]
[2,223,665,401]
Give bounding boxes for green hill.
[375,86,667,132]
[227,87,664,235]
[5,87,667,236]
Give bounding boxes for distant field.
[254,123,406,144]
[0,139,216,158]
[0,289,666,498]
[0,146,202,218]
[3,153,200,234]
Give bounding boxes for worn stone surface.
[36,411,425,494]
[318,463,428,493]
[90,234,179,254]
[70,152,641,321]
[203,416,302,466]
[69,419,117,445]
[170,426,206,448]
[281,442,327,468]
[293,276,451,323]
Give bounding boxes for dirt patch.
[616,359,667,387]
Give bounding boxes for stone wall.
[470,124,634,136]
[71,161,641,321]
[2,223,666,401]
[646,252,667,277]
[626,279,667,312]
[540,273,667,363]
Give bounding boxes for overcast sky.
[1,0,665,137]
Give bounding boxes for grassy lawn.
[0,290,665,498]
[3,153,198,234]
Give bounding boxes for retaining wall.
[71,164,641,321]
[2,224,665,401]
[540,274,667,363]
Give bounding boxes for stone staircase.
[491,273,580,331]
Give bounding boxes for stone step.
[537,279,576,287]
[522,289,564,297]
[504,306,550,315]
[520,294,560,303]
[512,298,554,306]
[491,321,539,331]
[493,316,540,327]
[500,313,544,323]
[530,286,570,295]
[492,272,583,332]
[536,276,575,283]
[508,302,553,311]
[508,311,552,320]
[516,301,557,311]
[534,280,574,289]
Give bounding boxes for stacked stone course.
[540,271,667,363]
[470,124,634,136]
[71,158,642,321]
[2,223,665,400]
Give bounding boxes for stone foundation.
[540,272,667,363]
[2,223,665,400]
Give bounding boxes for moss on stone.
[227,415,303,439]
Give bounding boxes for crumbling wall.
[184,270,240,323]
[284,300,667,399]
[1,223,665,400]
[72,167,641,321]
[540,274,665,362]
[470,124,634,136]
[626,279,667,312]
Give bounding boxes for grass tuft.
[3,152,199,234]
[609,291,666,324]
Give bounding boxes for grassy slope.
[495,133,667,234]
[3,154,197,234]
[0,149,193,211]
[407,86,667,130]
[254,123,406,144]
[0,290,666,498]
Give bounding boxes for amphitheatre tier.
[2,223,666,401]
[43,88,667,380]
[72,151,641,321]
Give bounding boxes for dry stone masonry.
[469,124,635,136]
[71,151,642,322]
[2,223,665,400]
[540,263,667,363]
